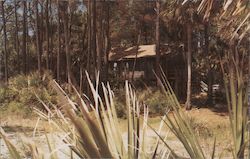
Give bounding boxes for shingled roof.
[109,44,171,61]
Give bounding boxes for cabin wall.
[109,55,186,99]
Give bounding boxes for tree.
[248,36,250,158]
[185,22,192,110]
[87,0,91,76]
[14,0,20,74]
[155,0,160,84]
[91,0,97,71]
[22,0,27,74]
[103,1,110,82]
[62,1,71,84]
[35,0,42,74]
[204,22,213,105]
[57,0,61,82]
[45,0,49,69]
[1,1,8,83]
[96,1,103,73]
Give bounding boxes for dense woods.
[0,0,250,158]
[0,0,249,109]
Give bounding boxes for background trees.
[0,0,249,110]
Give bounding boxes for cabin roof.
[109,44,171,61]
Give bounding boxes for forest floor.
[0,107,232,158]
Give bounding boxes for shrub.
[0,72,56,117]
[189,117,213,138]
[113,87,170,117]
[139,88,170,115]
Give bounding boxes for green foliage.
[114,87,170,118]
[152,71,208,159]
[33,76,160,158]
[139,88,170,115]
[222,54,249,159]
[0,72,56,117]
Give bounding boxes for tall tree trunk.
[96,23,102,72]
[45,0,50,69]
[62,1,71,84]
[248,36,250,158]
[155,0,160,84]
[186,23,192,110]
[40,1,44,55]
[57,0,61,82]
[22,1,27,74]
[14,0,20,74]
[26,2,31,73]
[103,0,110,82]
[132,26,141,82]
[35,0,42,74]
[80,23,87,93]
[0,51,2,82]
[91,0,97,70]
[49,0,53,68]
[87,0,91,72]
[204,22,213,105]
[1,1,8,83]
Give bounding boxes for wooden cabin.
[109,44,187,98]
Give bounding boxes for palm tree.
[162,1,197,110]
[197,0,250,157]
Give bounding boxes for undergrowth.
[0,72,56,117]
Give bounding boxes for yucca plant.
[1,73,171,159]
[0,127,22,159]
[151,69,214,159]
[221,52,249,158]
[0,127,59,159]
[34,73,168,159]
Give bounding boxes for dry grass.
[0,108,231,151]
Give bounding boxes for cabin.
[109,44,187,98]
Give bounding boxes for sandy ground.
[0,108,233,158]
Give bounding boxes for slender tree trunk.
[45,0,50,69]
[248,36,250,159]
[91,0,97,70]
[86,0,92,96]
[27,2,32,73]
[1,1,8,83]
[40,1,44,55]
[14,0,20,74]
[132,27,141,82]
[204,22,213,105]
[186,23,192,110]
[87,0,92,75]
[96,1,105,73]
[57,0,61,82]
[22,1,27,74]
[62,1,71,84]
[49,0,53,68]
[155,0,160,84]
[0,51,2,82]
[80,23,87,92]
[103,0,110,82]
[35,0,42,74]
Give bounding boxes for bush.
[189,117,213,138]
[139,88,170,115]
[113,87,170,117]
[0,72,56,117]
[112,88,126,118]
